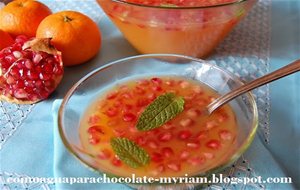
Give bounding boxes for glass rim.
[58,53,258,180]
[106,0,250,9]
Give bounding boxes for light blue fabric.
[1,0,299,190]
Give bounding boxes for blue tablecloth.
[0,0,299,190]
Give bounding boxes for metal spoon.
[207,59,300,114]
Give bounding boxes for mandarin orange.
[36,11,101,66]
[0,0,52,37]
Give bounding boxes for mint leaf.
[136,93,185,131]
[110,137,150,168]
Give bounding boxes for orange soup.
[79,76,238,177]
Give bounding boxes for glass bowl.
[96,0,257,58]
[58,54,258,188]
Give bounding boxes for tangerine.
[0,29,14,50]
[0,0,52,37]
[36,11,101,66]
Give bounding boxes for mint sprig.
[110,137,150,168]
[136,93,185,131]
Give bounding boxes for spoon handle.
[207,59,300,114]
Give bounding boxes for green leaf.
[136,93,185,131]
[110,137,150,168]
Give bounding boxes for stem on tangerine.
[63,16,73,22]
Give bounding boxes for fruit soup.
[79,76,238,177]
[97,0,256,58]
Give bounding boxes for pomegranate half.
[0,35,63,104]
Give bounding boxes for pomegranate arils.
[123,112,136,122]
[161,147,174,158]
[167,163,181,172]
[219,130,232,140]
[112,156,122,167]
[151,77,162,85]
[187,156,205,166]
[151,152,164,162]
[178,130,192,140]
[98,149,111,160]
[180,118,193,127]
[158,132,172,142]
[180,150,190,160]
[0,36,63,103]
[206,140,221,149]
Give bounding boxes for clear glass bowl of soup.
[58,54,258,189]
[96,0,257,58]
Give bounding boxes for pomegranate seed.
[13,51,22,59]
[186,142,199,149]
[111,157,122,167]
[24,60,33,69]
[136,136,146,145]
[206,140,221,149]
[167,163,181,172]
[105,107,118,117]
[88,115,101,125]
[113,129,125,137]
[33,54,43,64]
[39,72,51,81]
[137,79,150,86]
[180,81,189,89]
[203,152,214,159]
[218,113,229,123]
[43,62,54,74]
[157,164,165,172]
[98,149,111,160]
[6,76,15,84]
[193,86,203,94]
[122,104,133,113]
[53,66,63,75]
[5,55,16,63]
[161,147,174,158]
[219,130,232,140]
[88,134,100,145]
[147,93,156,101]
[162,123,175,130]
[15,35,28,44]
[186,108,200,118]
[180,118,193,127]
[135,86,145,94]
[187,156,205,166]
[27,70,39,80]
[148,140,158,149]
[107,91,118,100]
[196,131,207,140]
[158,132,172,142]
[197,99,207,106]
[151,77,162,85]
[151,152,163,162]
[87,126,104,134]
[43,80,53,87]
[123,113,136,122]
[165,80,175,86]
[137,99,149,107]
[153,86,163,92]
[180,150,190,160]
[178,130,192,140]
[121,92,132,99]
[14,89,27,99]
[205,120,218,129]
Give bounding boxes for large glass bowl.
[58,54,258,188]
[96,0,257,58]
